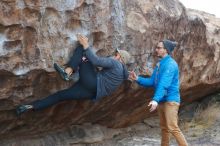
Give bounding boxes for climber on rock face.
[16,34,131,115]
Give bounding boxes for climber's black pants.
[32,46,97,110]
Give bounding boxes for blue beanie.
[162,40,177,54]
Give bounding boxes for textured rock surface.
[0,0,220,142]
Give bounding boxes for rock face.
[0,0,220,141]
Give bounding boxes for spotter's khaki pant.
[158,102,188,146]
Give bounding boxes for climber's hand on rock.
[77,34,89,49]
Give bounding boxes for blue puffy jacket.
[137,55,180,103]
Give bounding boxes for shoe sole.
[54,63,69,81]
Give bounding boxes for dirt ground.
[86,93,220,146]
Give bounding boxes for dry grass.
[193,101,220,126]
[180,100,220,137]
